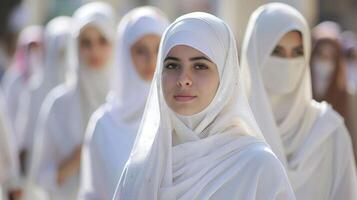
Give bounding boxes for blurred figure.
[340,30,357,160]
[311,21,348,119]
[78,6,169,200]
[241,3,357,200]
[0,92,20,200]
[29,2,115,200]
[1,26,44,133]
[15,16,72,178]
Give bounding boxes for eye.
[293,46,304,57]
[80,39,91,48]
[194,63,208,70]
[164,62,179,70]
[271,46,285,57]
[99,36,108,46]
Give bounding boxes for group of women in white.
[0,1,356,200]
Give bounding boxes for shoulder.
[84,103,115,145]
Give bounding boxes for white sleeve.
[254,150,296,200]
[78,114,106,200]
[330,126,357,200]
[30,100,60,194]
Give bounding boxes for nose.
[177,70,192,87]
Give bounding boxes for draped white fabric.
[78,7,169,200]
[0,92,20,191]
[28,2,115,200]
[240,3,357,200]
[114,12,295,200]
[15,16,72,171]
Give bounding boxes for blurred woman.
[340,31,357,159]
[1,26,44,134]
[114,12,295,200]
[78,7,169,200]
[15,16,72,176]
[241,3,357,199]
[30,2,115,199]
[311,21,348,120]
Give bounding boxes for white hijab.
[16,16,72,154]
[107,6,169,128]
[114,12,294,200]
[241,3,357,198]
[70,2,115,128]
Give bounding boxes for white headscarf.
[78,7,169,200]
[115,12,294,200]
[107,6,169,126]
[241,3,357,199]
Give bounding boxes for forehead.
[166,45,210,59]
[276,31,302,48]
[79,25,103,38]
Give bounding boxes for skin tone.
[313,42,336,61]
[162,45,219,116]
[131,34,161,81]
[271,31,304,58]
[79,26,112,69]
[57,146,82,186]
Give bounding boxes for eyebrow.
[164,56,213,63]
[189,56,213,63]
[164,56,179,62]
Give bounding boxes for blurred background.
[1,0,357,61]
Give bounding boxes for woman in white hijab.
[15,16,72,176]
[1,26,44,132]
[114,12,295,200]
[240,3,357,200]
[29,2,115,200]
[78,6,169,200]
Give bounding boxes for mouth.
[173,94,197,102]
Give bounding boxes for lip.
[173,94,197,102]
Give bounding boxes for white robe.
[78,7,169,200]
[240,3,357,200]
[114,12,295,200]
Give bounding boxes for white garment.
[114,12,295,200]
[1,26,43,135]
[78,7,169,200]
[240,3,357,200]
[15,17,72,168]
[28,3,115,200]
[0,92,20,190]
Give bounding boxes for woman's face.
[131,34,161,81]
[271,31,304,58]
[79,26,112,69]
[162,45,219,116]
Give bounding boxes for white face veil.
[240,2,347,188]
[108,6,169,125]
[115,12,266,200]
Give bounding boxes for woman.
[240,3,357,199]
[78,6,169,200]
[15,16,72,176]
[310,21,348,120]
[1,26,44,133]
[29,2,115,199]
[114,12,295,200]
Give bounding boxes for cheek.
[162,73,177,96]
[196,73,219,102]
